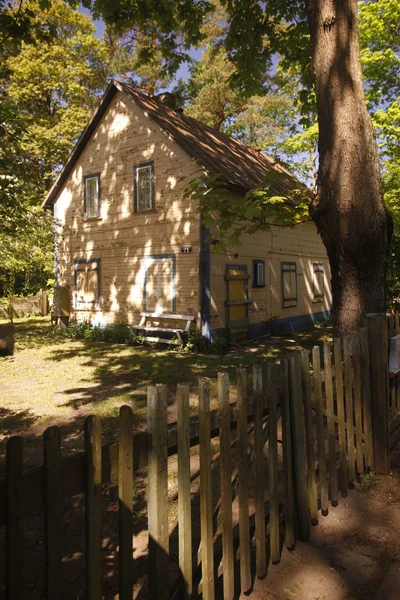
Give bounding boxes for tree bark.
[306,0,389,335]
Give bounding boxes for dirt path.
[246,445,400,600]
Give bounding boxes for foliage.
[63,322,136,344]
[183,330,229,354]
[184,171,311,251]
[0,0,109,296]
[104,23,173,95]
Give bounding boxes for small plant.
[183,330,230,354]
[358,470,376,491]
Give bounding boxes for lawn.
[0,316,331,470]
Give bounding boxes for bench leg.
[176,331,184,348]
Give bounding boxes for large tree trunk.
[306,0,390,335]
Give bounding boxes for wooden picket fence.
[0,327,388,599]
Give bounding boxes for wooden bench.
[133,312,195,347]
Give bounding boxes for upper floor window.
[281,261,297,307]
[84,174,100,219]
[253,259,265,287]
[134,162,154,212]
[313,262,324,302]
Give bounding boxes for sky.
[79,5,202,90]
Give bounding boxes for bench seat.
[132,312,195,347]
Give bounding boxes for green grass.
[0,316,330,465]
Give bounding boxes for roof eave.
[41,80,118,210]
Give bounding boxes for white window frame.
[134,162,154,213]
[84,174,100,219]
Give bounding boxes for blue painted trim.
[143,254,176,312]
[133,161,154,213]
[281,261,298,307]
[83,173,100,219]
[200,215,211,342]
[225,264,249,326]
[73,259,101,309]
[211,310,331,339]
[252,259,265,288]
[312,262,325,302]
[54,225,59,287]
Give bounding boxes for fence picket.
[119,405,134,600]
[300,350,318,524]
[268,362,280,563]
[290,354,311,540]
[343,335,356,482]
[253,364,267,578]
[312,346,328,515]
[5,436,24,600]
[333,339,348,495]
[199,378,215,600]
[352,333,364,474]
[237,368,251,593]
[44,426,62,600]
[280,358,295,548]
[177,384,192,599]
[148,385,169,600]
[84,416,102,600]
[218,372,235,600]
[324,342,338,506]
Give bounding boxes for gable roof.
[43,79,308,209]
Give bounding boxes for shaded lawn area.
[0,316,331,470]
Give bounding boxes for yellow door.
[227,266,247,324]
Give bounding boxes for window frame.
[134,161,155,213]
[74,258,101,309]
[252,259,266,288]
[281,261,298,308]
[143,254,176,313]
[83,173,100,220]
[312,262,325,302]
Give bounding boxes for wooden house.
[43,80,331,340]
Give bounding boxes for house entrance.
[226,265,250,330]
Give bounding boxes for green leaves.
[185,171,311,251]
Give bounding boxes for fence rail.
[0,323,398,599]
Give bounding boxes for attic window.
[134,162,154,212]
[84,174,100,219]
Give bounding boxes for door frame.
[225,264,250,328]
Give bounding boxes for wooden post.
[366,313,390,474]
[44,426,62,600]
[84,416,102,600]
[324,342,338,506]
[360,328,374,470]
[312,346,328,514]
[252,364,266,578]
[218,372,234,600]
[352,333,364,474]
[177,384,192,599]
[237,368,251,593]
[333,339,348,495]
[268,362,280,563]
[199,378,215,600]
[289,354,311,541]
[343,335,356,483]
[148,385,169,600]
[119,405,134,600]
[300,350,318,524]
[6,436,24,600]
[280,358,295,549]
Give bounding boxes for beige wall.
[210,220,332,332]
[53,90,201,325]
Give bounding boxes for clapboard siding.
[54,90,201,325]
[210,221,331,331]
